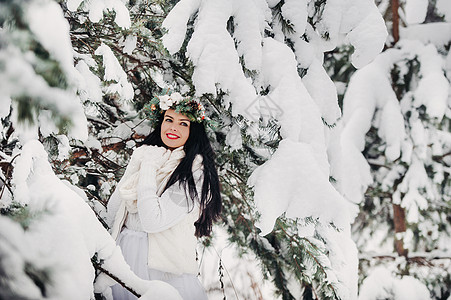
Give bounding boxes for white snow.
[291,38,316,69]
[340,36,449,211]
[110,122,134,143]
[68,97,89,142]
[302,58,342,125]
[400,22,451,48]
[231,0,265,71]
[66,0,83,11]
[405,0,428,25]
[37,110,59,137]
[313,0,342,52]
[359,266,431,300]
[344,7,388,68]
[26,0,74,78]
[149,68,167,88]
[161,0,201,55]
[377,99,405,161]
[0,3,89,143]
[86,135,103,151]
[248,139,351,236]
[340,49,405,204]
[225,123,243,151]
[340,12,450,299]
[260,38,330,175]
[0,216,43,298]
[280,0,308,38]
[67,0,131,29]
[414,43,449,120]
[76,60,103,103]
[95,43,134,101]
[397,158,432,223]
[185,0,257,118]
[123,35,137,55]
[436,0,451,21]
[0,96,11,119]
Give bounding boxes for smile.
[166,133,179,139]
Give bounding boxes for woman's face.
[160,109,191,149]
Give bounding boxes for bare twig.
[92,261,140,297]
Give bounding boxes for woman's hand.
[142,145,170,169]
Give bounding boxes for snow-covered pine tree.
[339,0,451,299]
[159,0,387,299]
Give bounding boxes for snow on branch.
[248,139,352,236]
[340,49,405,204]
[66,0,131,29]
[95,43,134,102]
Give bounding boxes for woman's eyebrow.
[166,114,190,122]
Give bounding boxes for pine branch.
[0,173,13,198]
[276,220,339,299]
[92,259,140,298]
[433,151,451,164]
[0,154,20,200]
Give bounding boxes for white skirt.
[111,228,208,300]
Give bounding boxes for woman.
[106,91,222,299]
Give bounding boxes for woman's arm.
[137,160,203,233]
[106,146,147,227]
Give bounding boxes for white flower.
[159,95,170,102]
[159,95,170,110]
[170,92,183,104]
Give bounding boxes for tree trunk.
[391,0,400,45]
[393,203,408,257]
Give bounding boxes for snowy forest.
[0,0,450,299]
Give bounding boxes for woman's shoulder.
[128,145,148,163]
[132,144,166,159]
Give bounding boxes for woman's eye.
[181,122,189,127]
[165,118,173,122]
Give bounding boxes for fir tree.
[337,1,451,299]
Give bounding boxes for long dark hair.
[141,114,222,237]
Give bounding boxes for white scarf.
[155,146,185,196]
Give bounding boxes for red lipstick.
[166,133,179,139]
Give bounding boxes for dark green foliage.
[0,203,33,229]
